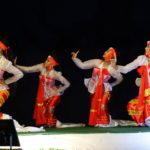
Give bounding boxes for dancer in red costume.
[71,48,123,127]
[119,41,150,127]
[15,56,70,127]
[0,40,23,118]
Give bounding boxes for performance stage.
[18,126,150,150]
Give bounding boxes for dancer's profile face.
[0,49,3,55]
[44,58,51,68]
[145,45,150,57]
[110,58,116,65]
[103,49,110,59]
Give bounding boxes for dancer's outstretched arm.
[71,51,100,69]
[16,64,43,73]
[14,56,42,73]
[118,55,146,74]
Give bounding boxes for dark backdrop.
[0,0,149,125]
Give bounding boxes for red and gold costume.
[127,65,150,126]
[17,56,70,126]
[88,67,112,126]
[0,41,23,119]
[119,41,150,126]
[72,48,123,127]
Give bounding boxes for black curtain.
[0,0,149,125]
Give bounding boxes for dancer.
[15,56,70,127]
[119,41,150,127]
[71,48,123,127]
[0,40,23,118]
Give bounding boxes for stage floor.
[18,126,150,150]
